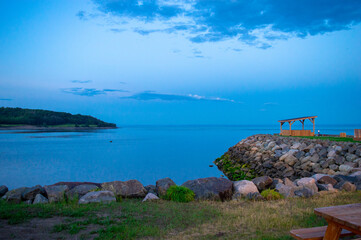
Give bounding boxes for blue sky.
[0,0,360,125]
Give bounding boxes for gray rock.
[33,194,49,204]
[79,191,116,204]
[156,178,176,196]
[284,178,296,188]
[252,176,273,191]
[270,178,283,189]
[295,178,318,195]
[142,193,160,202]
[284,154,298,166]
[246,192,264,201]
[311,174,328,181]
[232,180,259,199]
[22,185,46,201]
[310,154,320,163]
[44,185,69,203]
[318,176,337,186]
[334,181,356,192]
[294,187,314,198]
[327,150,336,158]
[182,177,233,201]
[316,183,334,191]
[101,180,147,198]
[339,164,353,173]
[3,187,28,203]
[144,185,157,195]
[275,183,294,198]
[66,184,98,199]
[0,185,8,197]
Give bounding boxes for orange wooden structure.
[355,129,361,141]
[340,132,346,138]
[278,116,317,136]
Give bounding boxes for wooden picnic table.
[314,203,361,240]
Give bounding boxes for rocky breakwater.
[215,134,361,181]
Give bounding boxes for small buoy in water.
[209,165,213,167]
[110,141,112,143]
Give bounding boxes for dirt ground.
[0,218,98,240]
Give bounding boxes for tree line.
[0,107,116,127]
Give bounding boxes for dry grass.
[166,191,361,240]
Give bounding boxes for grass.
[281,135,361,143]
[163,185,195,202]
[0,191,360,239]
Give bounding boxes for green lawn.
[281,135,361,143]
[1,191,360,239]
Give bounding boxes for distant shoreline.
[0,125,118,131]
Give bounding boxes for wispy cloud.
[89,0,361,47]
[71,80,92,84]
[263,102,278,105]
[120,91,235,102]
[62,88,127,97]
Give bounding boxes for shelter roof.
[278,116,317,123]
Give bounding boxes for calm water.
[0,125,359,189]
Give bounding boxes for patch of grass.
[163,185,195,203]
[261,189,283,200]
[281,135,361,143]
[1,192,360,240]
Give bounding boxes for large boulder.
[78,191,116,204]
[294,188,314,198]
[252,176,273,192]
[275,183,294,198]
[101,180,147,198]
[334,181,356,192]
[0,185,8,197]
[3,187,28,203]
[295,178,318,195]
[66,184,98,199]
[233,180,259,199]
[44,185,69,203]
[22,185,46,201]
[33,194,49,204]
[182,177,233,201]
[142,193,160,202]
[156,178,176,196]
[318,176,337,186]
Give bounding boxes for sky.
[0,0,360,125]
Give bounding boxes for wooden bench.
[290,226,354,240]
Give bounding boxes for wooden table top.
[314,203,361,235]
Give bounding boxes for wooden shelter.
[278,116,317,136]
[355,129,361,141]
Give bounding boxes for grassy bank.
[1,191,360,239]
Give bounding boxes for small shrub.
[115,195,122,203]
[163,186,195,203]
[260,189,283,200]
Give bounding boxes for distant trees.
[0,107,116,127]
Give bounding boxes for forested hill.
[0,107,116,127]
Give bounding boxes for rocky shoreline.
[215,134,361,180]
[1,173,360,205]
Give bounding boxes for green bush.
[163,186,195,203]
[260,189,283,200]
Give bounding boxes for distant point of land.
[0,107,116,130]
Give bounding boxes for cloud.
[120,91,235,102]
[90,0,361,46]
[71,80,92,84]
[0,98,12,101]
[110,28,125,33]
[263,102,278,105]
[62,88,127,96]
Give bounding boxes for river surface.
[0,124,359,189]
